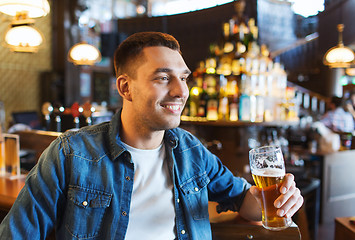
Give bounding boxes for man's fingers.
[250,172,304,219]
[285,195,304,218]
[276,187,303,217]
[274,181,296,208]
[280,173,295,194]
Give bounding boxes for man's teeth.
[165,105,180,110]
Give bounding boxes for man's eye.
[157,76,169,81]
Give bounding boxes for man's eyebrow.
[154,68,171,74]
[153,68,191,75]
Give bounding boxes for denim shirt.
[0,111,251,240]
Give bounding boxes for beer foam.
[252,168,285,177]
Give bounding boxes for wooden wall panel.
[116,1,257,70]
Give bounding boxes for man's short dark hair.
[331,96,343,108]
[114,32,181,78]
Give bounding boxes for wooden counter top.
[211,222,301,240]
[335,217,355,240]
[0,177,25,211]
[209,202,301,240]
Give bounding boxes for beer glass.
[249,145,292,231]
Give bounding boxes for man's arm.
[239,173,304,221]
[346,103,355,119]
[0,138,65,239]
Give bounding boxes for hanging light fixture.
[0,0,50,18]
[68,42,102,66]
[323,24,355,68]
[4,12,43,53]
[345,68,355,76]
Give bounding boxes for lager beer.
[252,168,291,230]
[249,146,291,231]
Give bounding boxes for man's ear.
[116,75,132,101]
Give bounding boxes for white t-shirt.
[123,142,176,240]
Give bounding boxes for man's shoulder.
[167,127,204,151]
[169,127,199,142]
[60,122,111,140]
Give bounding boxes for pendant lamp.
[68,42,102,65]
[4,12,43,53]
[0,0,50,18]
[323,24,355,68]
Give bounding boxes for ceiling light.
[345,68,355,76]
[323,24,355,68]
[0,0,50,18]
[4,13,43,53]
[68,42,102,65]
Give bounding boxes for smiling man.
[117,45,191,149]
[0,32,303,240]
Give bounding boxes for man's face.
[128,46,190,131]
[351,94,355,105]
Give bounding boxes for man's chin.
[158,118,181,130]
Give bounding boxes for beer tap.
[82,102,93,126]
[54,105,64,132]
[41,102,53,131]
[71,102,80,129]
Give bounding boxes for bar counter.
[0,176,302,239]
[0,177,25,212]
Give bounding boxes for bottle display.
[182,13,299,123]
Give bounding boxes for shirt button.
[194,187,199,192]
[82,201,88,206]
[125,176,131,181]
[181,230,186,235]
[122,211,127,216]
[177,198,180,203]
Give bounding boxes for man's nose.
[170,78,189,99]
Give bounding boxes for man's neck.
[120,109,165,150]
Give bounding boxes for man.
[345,91,355,123]
[0,32,303,239]
[321,96,354,133]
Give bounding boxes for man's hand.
[249,173,304,218]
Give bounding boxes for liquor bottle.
[205,49,217,75]
[249,94,256,122]
[259,44,271,74]
[239,93,251,121]
[226,76,239,121]
[197,80,208,117]
[218,75,229,120]
[231,59,241,75]
[229,96,239,121]
[255,95,264,122]
[216,22,235,76]
[222,22,235,54]
[206,75,218,121]
[188,77,203,117]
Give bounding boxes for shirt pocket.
[180,172,210,220]
[64,185,112,239]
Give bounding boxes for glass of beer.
[249,145,292,231]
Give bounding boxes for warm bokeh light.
[0,0,50,18]
[290,0,324,18]
[5,25,43,52]
[68,42,102,65]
